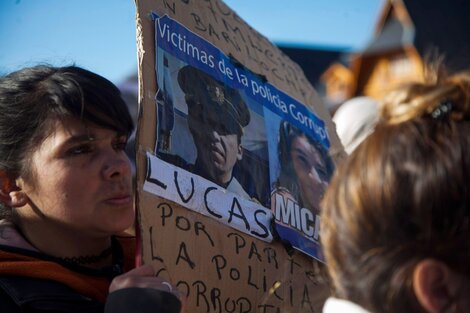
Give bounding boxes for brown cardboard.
[135,1,345,312]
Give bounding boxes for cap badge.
[208,85,225,105]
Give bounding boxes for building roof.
[363,14,410,54]
[363,0,470,71]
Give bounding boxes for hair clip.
[431,100,453,119]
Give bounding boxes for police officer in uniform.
[160,65,252,199]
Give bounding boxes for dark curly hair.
[275,120,335,211]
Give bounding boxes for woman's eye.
[113,140,128,151]
[315,166,328,181]
[68,144,92,156]
[296,155,309,168]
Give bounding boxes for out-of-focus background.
[1,0,469,114]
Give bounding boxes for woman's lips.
[104,194,132,205]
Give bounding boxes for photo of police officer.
[160,65,252,199]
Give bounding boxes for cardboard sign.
[135,1,345,312]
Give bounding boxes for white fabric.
[333,97,379,154]
[323,297,372,313]
[226,177,250,199]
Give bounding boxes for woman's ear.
[412,259,453,313]
[0,171,27,207]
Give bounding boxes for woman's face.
[17,116,134,239]
[290,135,328,213]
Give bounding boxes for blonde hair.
[321,66,470,313]
[380,66,470,124]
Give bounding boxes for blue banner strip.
[152,13,330,149]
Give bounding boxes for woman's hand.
[109,264,181,299]
[106,264,186,312]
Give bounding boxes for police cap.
[177,65,250,129]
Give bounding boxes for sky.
[0,0,384,84]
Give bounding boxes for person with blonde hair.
[321,66,470,313]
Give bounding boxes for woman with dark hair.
[0,65,181,312]
[274,121,335,217]
[270,121,334,259]
[321,66,470,313]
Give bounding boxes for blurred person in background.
[332,96,379,154]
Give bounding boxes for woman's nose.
[308,166,321,183]
[103,152,131,180]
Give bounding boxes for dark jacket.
[0,275,104,313]
[0,275,181,313]
[0,223,180,313]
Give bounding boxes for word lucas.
[144,153,274,242]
